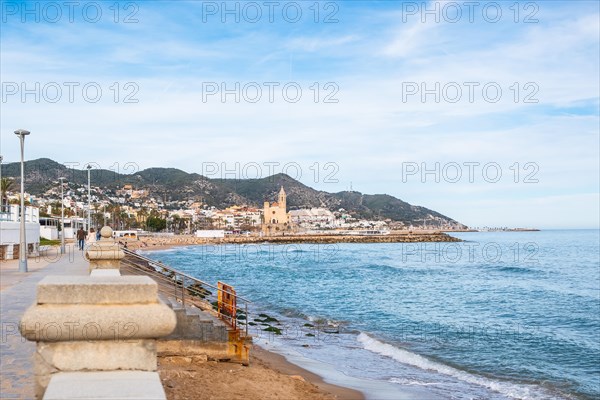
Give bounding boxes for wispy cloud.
[0,0,598,228]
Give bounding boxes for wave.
[388,378,443,387]
[357,333,563,400]
[496,265,539,274]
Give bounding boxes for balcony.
[0,205,39,223]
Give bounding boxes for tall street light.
[14,129,30,273]
[59,177,66,254]
[86,164,92,232]
[0,155,3,210]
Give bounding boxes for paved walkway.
[1,245,89,399]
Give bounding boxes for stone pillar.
[20,275,176,398]
[86,226,124,272]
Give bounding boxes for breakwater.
[227,233,462,244]
[126,232,462,250]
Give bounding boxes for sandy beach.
[159,346,363,400]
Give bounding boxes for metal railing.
[120,249,250,337]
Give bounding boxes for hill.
[1,158,465,227]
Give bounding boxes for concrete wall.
[40,226,58,240]
[0,221,41,244]
[195,230,225,238]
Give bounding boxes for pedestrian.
[76,227,86,250]
[87,228,97,245]
[96,229,101,241]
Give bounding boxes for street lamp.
[14,129,30,273]
[86,164,92,232]
[58,177,66,254]
[0,155,3,209]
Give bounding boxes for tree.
[137,207,148,225]
[1,178,14,207]
[146,216,166,232]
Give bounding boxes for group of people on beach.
[75,227,101,250]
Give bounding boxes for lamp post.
[14,129,30,273]
[59,177,66,254]
[86,164,92,232]
[0,155,3,209]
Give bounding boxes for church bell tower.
[278,186,286,211]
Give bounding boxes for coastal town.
[1,173,466,250]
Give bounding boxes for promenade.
[0,246,88,399]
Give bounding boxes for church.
[262,186,291,235]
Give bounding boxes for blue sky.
[1,0,599,229]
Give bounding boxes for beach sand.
[158,346,364,400]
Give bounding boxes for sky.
[0,0,599,229]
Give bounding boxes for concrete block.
[90,269,121,277]
[21,303,176,341]
[89,259,122,270]
[36,276,158,305]
[35,340,157,373]
[43,371,166,400]
[34,340,157,396]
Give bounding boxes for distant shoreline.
[442,228,540,232]
[123,231,463,251]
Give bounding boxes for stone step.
[162,298,229,342]
[43,371,166,400]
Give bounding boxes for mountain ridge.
[1,158,465,228]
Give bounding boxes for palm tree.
[1,178,14,208]
[136,207,148,228]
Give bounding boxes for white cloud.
[0,1,598,228]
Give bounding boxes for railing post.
[245,302,248,337]
[181,275,185,307]
[173,273,178,302]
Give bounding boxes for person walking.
[76,227,86,250]
[87,228,97,245]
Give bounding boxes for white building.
[0,205,41,260]
[289,208,336,227]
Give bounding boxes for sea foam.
[357,333,562,400]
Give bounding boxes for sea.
[142,230,600,400]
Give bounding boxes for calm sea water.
[144,230,600,400]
